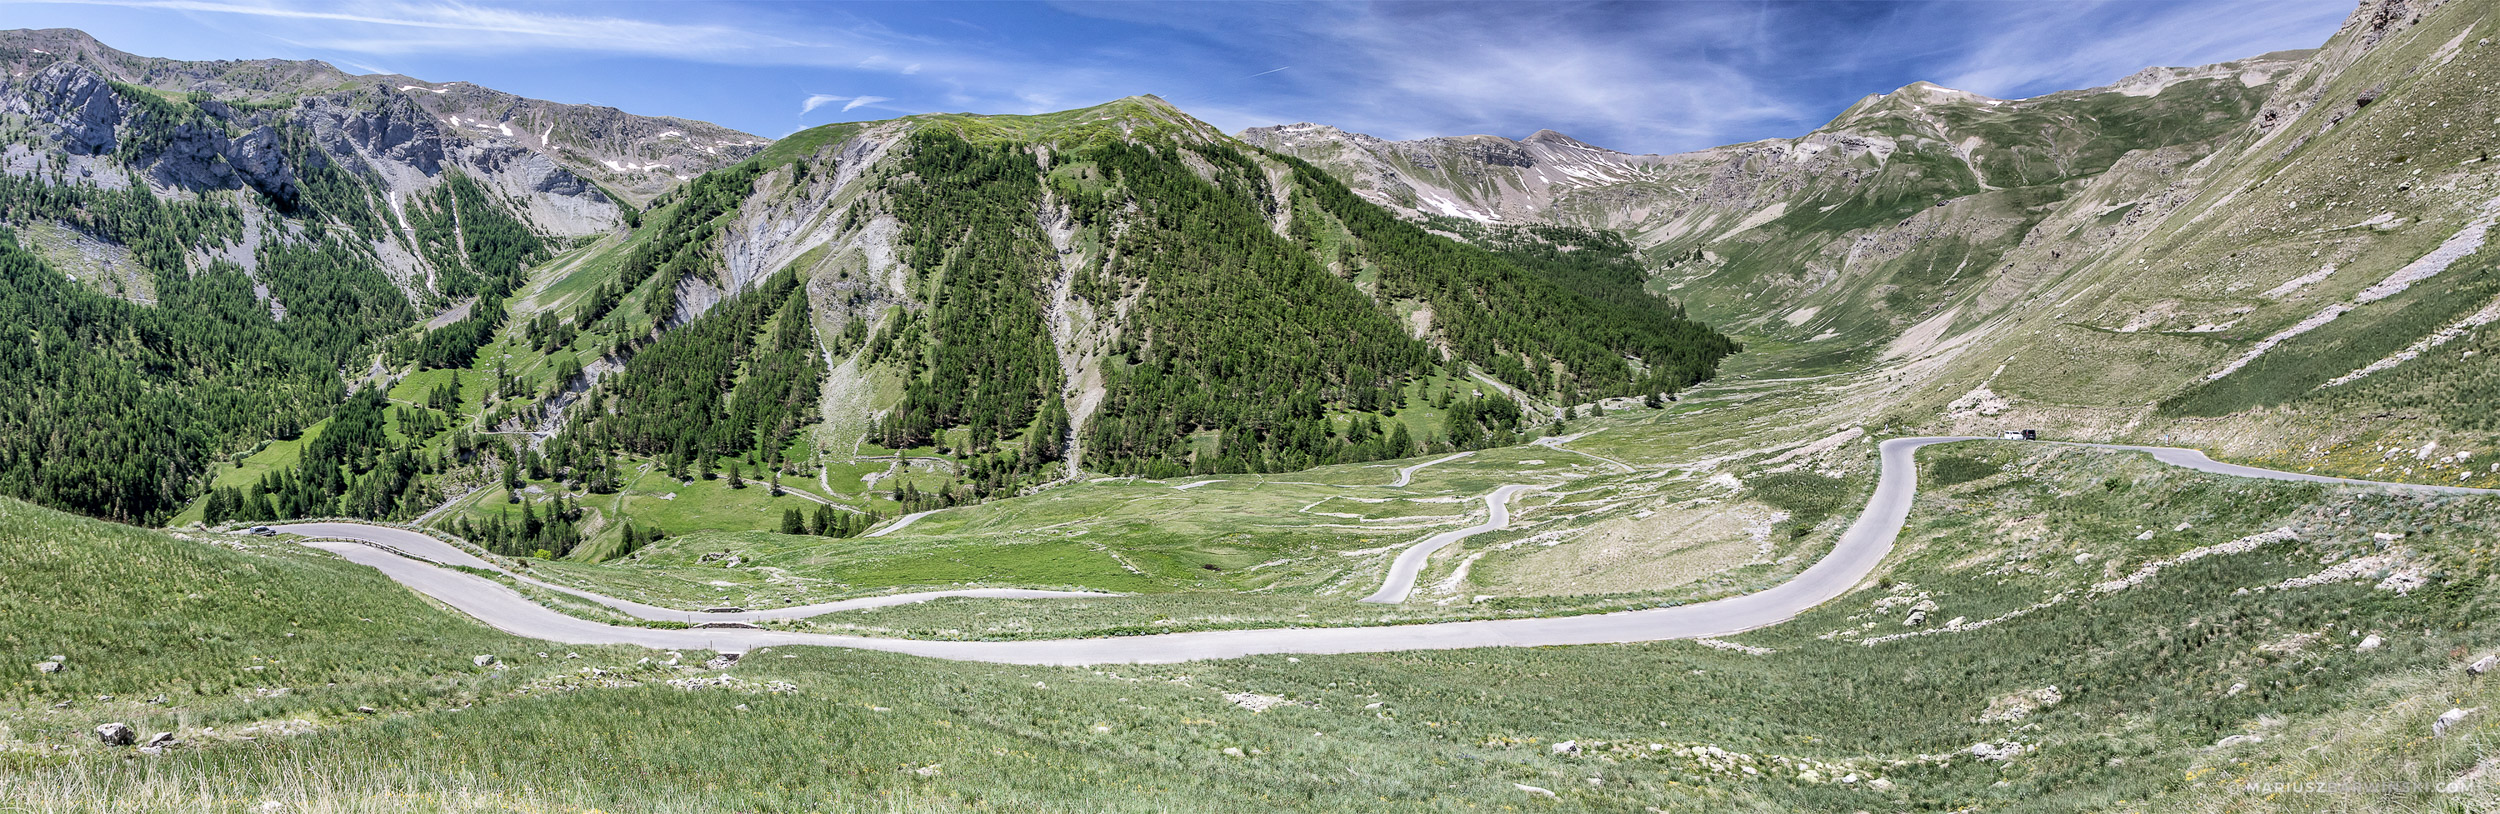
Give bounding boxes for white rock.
[2434,707,2477,737]
[1222,747,1244,757]
[35,661,62,674]
[1551,740,1580,755]
[2212,734,2264,749]
[138,731,179,754]
[1967,741,2028,761]
[1513,783,1556,798]
[94,722,135,746]
[1869,778,1896,791]
[2470,655,2498,675]
[2357,634,2385,652]
[472,655,498,667]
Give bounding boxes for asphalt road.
[275,437,2495,665]
[1359,484,1537,604]
[268,521,1115,623]
[863,509,938,538]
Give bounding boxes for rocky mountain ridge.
[0,27,777,313]
[2,28,762,204]
[1257,0,2500,488]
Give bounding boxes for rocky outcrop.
[94,722,136,746]
[299,93,445,176]
[17,64,121,154]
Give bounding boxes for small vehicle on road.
[245,526,277,537]
[1998,430,2040,441]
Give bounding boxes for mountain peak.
[908,94,1227,147]
[1522,129,1602,150]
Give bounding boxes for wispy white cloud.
[36,0,963,75]
[18,0,2355,153]
[49,0,799,52]
[802,94,892,114]
[1930,0,2351,98]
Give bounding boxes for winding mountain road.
[275,438,2495,665]
[862,509,938,538]
[269,522,1116,624]
[1359,484,1537,604]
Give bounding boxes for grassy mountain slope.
[0,28,782,525]
[1245,52,2301,359]
[1257,0,2500,489]
[7,438,2496,812]
[499,94,1738,537]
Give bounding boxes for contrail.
[1243,66,1289,79]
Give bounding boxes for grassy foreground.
[4,439,2498,811]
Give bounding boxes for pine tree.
[780,507,805,535]
[727,460,745,489]
[201,488,230,525]
[813,503,837,537]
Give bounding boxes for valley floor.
[5,431,2497,812]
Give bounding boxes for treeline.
[846,131,1592,485]
[1057,139,1439,476]
[870,132,1062,457]
[604,162,766,325]
[255,238,414,365]
[0,188,345,522]
[449,496,587,559]
[410,173,548,299]
[196,388,441,524]
[0,85,599,527]
[392,172,548,369]
[1278,154,1739,402]
[567,271,821,466]
[397,297,506,370]
[780,503,874,538]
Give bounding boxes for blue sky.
[9,1,2351,154]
